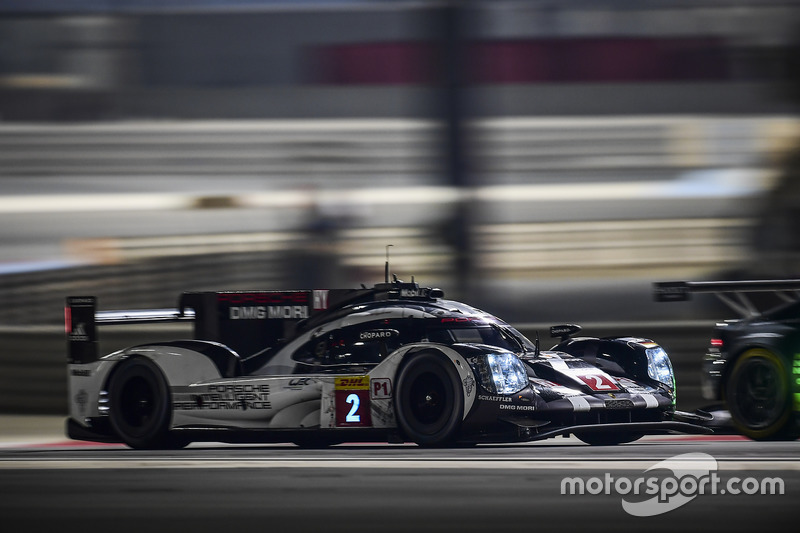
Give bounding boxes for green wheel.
[726,348,796,441]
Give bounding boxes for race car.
[655,279,800,440]
[66,279,709,448]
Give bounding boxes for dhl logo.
[335,376,370,390]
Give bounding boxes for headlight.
[646,346,674,389]
[475,352,528,395]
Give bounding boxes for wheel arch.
[391,347,474,446]
[112,341,236,387]
[104,354,180,449]
[393,344,477,420]
[99,343,235,437]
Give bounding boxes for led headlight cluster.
[474,352,529,395]
[646,346,675,389]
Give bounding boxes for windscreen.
[426,324,535,353]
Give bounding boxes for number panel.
[335,390,371,427]
[334,376,372,427]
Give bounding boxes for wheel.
[395,351,464,447]
[577,432,643,446]
[108,357,187,449]
[725,348,796,441]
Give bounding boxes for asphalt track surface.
[1,434,798,533]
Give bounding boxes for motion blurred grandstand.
[1,0,799,411]
[1,0,798,310]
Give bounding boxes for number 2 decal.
[345,393,361,422]
[334,380,371,427]
[577,374,620,391]
[588,375,612,390]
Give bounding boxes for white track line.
[1,458,797,471]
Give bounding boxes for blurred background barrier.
[0,117,796,180]
[1,0,799,414]
[0,116,795,324]
[0,121,443,184]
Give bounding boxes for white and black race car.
[66,280,709,448]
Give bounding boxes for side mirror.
[550,324,582,342]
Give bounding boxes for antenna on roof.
[385,244,393,283]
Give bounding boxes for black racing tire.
[108,357,187,449]
[725,348,796,441]
[395,351,464,447]
[577,432,643,446]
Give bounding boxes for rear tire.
[395,351,464,447]
[108,357,187,449]
[726,348,796,441]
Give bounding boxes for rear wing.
[65,296,196,364]
[653,279,800,317]
[67,281,444,364]
[66,288,371,365]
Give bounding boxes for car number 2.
[335,389,371,427]
[577,374,620,391]
[345,393,361,422]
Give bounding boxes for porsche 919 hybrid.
[67,280,708,448]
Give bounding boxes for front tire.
[395,351,464,447]
[726,348,796,441]
[108,357,186,449]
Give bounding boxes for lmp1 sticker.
[370,378,392,400]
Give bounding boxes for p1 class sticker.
[370,378,392,400]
